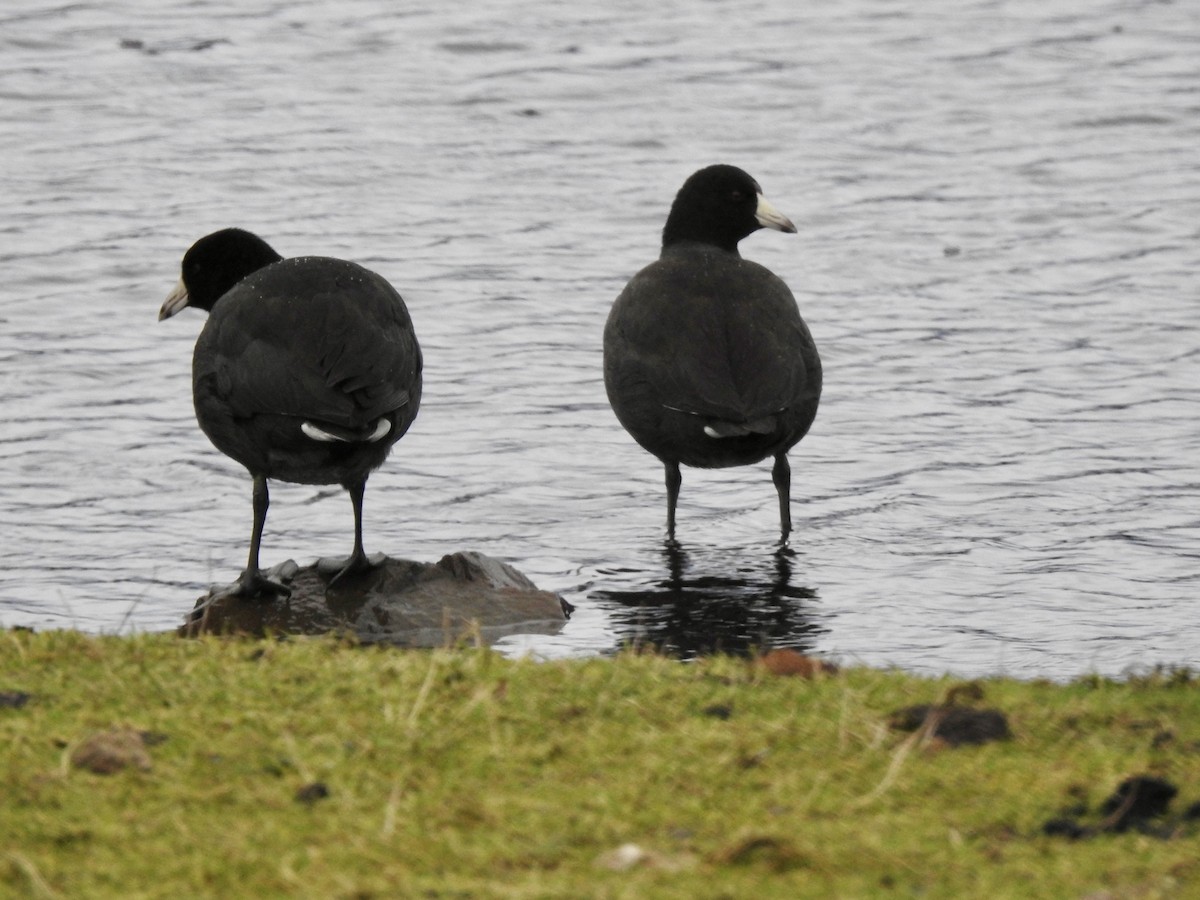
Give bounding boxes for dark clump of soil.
[1099,775,1178,832]
[1043,774,1192,839]
[0,691,32,709]
[701,703,733,720]
[889,704,1012,747]
[1041,817,1090,840]
[295,782,330,805]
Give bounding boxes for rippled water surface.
[2,0,1198,678]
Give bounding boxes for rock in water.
[180,551,570,646]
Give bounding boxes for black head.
[159,228,283,320]
[661,164,796,254]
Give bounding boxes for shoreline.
[3,629,1197,896]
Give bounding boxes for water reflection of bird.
[160,229,422,599]
[604,164,822,542]
[595,543,823,658]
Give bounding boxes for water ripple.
[1,0,1198,678]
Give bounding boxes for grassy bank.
[2,630,1198,898]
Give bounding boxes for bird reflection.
[594,541,824,659]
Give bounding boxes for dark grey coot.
[603,165,822,541]
[159,228,423,597]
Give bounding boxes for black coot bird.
[603,165,821,541]
[159,228,422,597]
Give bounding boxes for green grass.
[2,629,1198,898]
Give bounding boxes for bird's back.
[604,245,820,468]
[192,256,422,484]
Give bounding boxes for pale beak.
[159,279,190,321]
[755,193,797,233]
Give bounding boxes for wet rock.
[180,551,570,647]
[889,704,1012,747]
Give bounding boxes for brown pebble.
[757,649,838,679]
[70,729,153,774]
[711,834,808,872]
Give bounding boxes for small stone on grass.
[70,729,154,774]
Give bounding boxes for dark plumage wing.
[197,258,421,429]
[606,252,818,427]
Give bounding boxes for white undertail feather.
[301,418,392,443]
[663,404,777,439]
[703,416,778,439]
[366,419,392,442]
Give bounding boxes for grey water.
[2,0,1198,679]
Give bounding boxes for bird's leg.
[320,477,385,584]
[772,453,792,543]
[664,461,682,541]
[228,474,291,599]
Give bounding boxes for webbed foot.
[317,551,386,585]
[226,567,294,600]
[188,562,296,625]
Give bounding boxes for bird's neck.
[660,237,742,259]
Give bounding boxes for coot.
[160,228,423,597]
[603,165,821,541]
